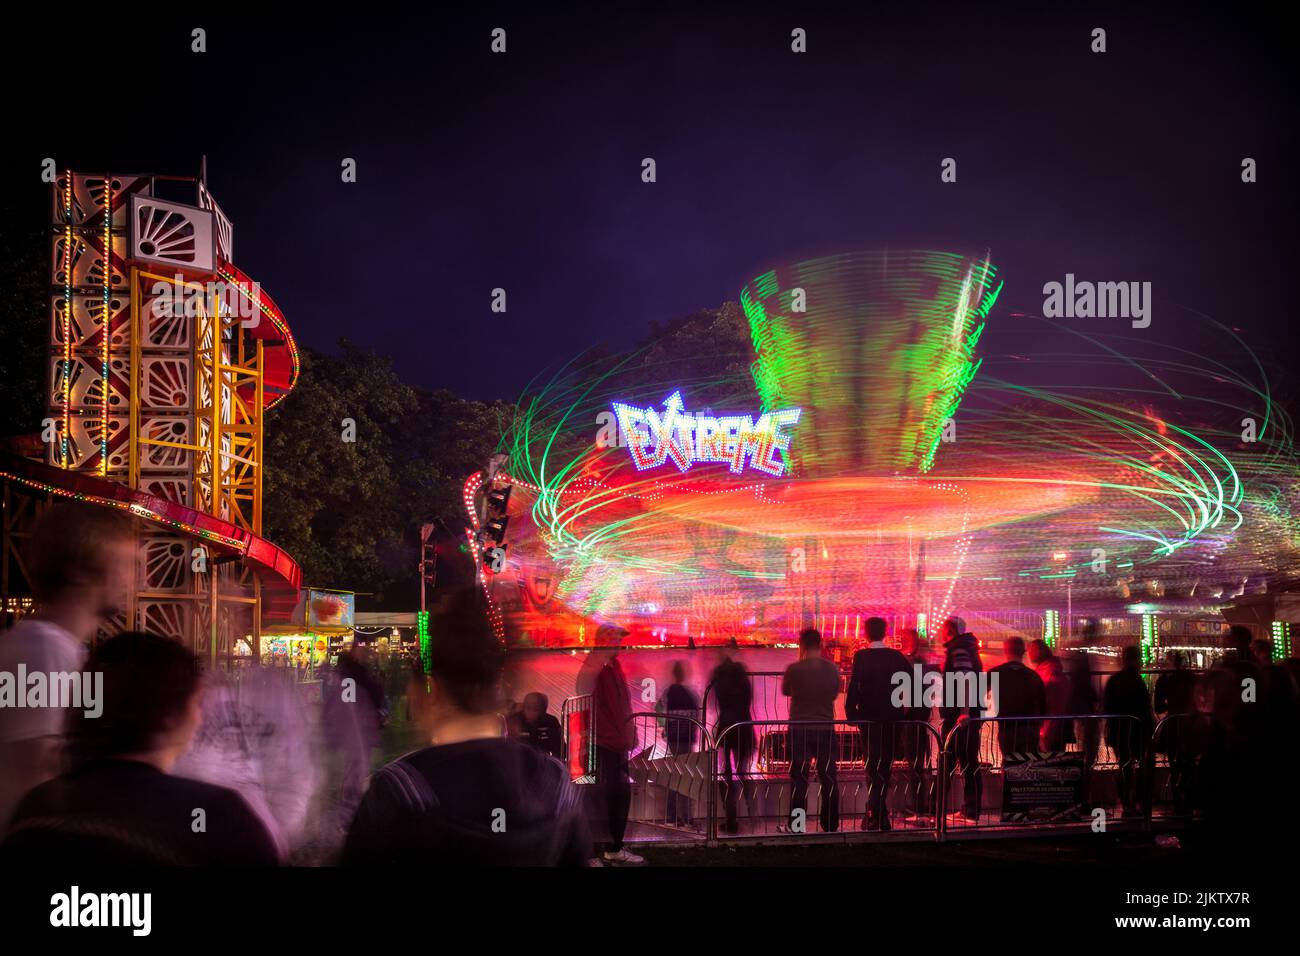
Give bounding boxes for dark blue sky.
[5,4,1296,402]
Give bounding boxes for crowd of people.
[1,503,1298,865]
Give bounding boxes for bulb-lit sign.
[610,391,801,476]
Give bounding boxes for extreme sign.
[610,391,800,476]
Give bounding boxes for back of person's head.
[671,660,687,684]
[866,617,887,642]
[523,691,548,714]
[799,628,822,652]
[27,503,134,605]
[1028,638,1048,662]
[74,630,201,763]
[427,591,506,714]
[1168,650,1186,669]
[944,617,966,640]
[1228,625,1253,656]
[1250,639,1272,664]
[1120,645,1141,669]
[1005,636,1026,660]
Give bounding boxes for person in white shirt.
[0,502,136,832]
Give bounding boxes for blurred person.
[1065,650,1100,776]
[1152,651,1199,815]
[939,617,984,822]
[507,692,563,759]
[898,627,938,820]
[343,593,589,866]
[1102,645,1154,818]
[590,624,643,864]
[1,632,278,865]
[710,650,755,834]
[1028,639,1070,751]
[781,628,841,833]
[323,647,387,830]
[0,503,135,833]
[174,667,322,861]
[845,617,909,830]
[658,661,700,826]
[988,637,1046,760]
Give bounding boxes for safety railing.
[621,713,715,843]
[707,719,944,840]
[591,710,1228,846]
[936,714,1148,835]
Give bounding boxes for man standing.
[591,625,643,864]
[782,628,841,833]
[939,617,984,822]
[1102,645,1154,819]
[898,627,938,820]
[710,651,755,835]
[988,637,1047,761]
[845,617,910,830]
[0,504,136,834]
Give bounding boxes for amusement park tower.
[0,168,302,663]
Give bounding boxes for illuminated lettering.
[611,392,800,476]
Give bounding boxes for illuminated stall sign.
[611,391,801,476]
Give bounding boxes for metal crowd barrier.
[936,714,1148,836]
[593,709,1231,847]
[622,713,715,843]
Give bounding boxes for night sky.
[4,5,1297,404]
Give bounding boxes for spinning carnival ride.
[0,170,302,662]
[465,250,1300,649]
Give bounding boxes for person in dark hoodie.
[343,593,590,866]
[845,617,910,830]
[1101,645,1154,818]
[939,617,984,822]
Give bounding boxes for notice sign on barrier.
[1000,752,1086,822]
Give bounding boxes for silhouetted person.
[1028,639,1069,750]
[845,617,909,830]
[898,627,938,819]
[989,637,1046,760]
[660,661,700,826]
[710,651,755,834]
[940,617,983,821]
[1065,650,1100,777]
[782,629,840,833]
[1153,651,1199,814]
[590,625,643,864]
[343,594,590,866]
[507,692,563,759]
[2,632,278,865]
[0,504,136,834]
[1102,645,1153,818]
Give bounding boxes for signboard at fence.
[1000,751,1086,822]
